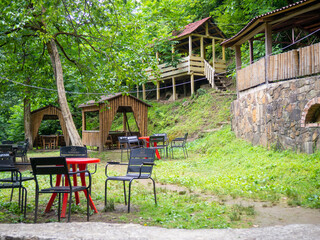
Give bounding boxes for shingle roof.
[172,17,212,39]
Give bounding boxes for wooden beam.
[212,38,215,68]
[156,81,160,101]
[142,84,146,100]
[200,37,204,58]
[172,77,176,101]
[189,36,192,56]
[248,38,254,64]
[191,73,195,95]
[191,34,225,41]
[222,46,226,61]
[123,112,127,132]
[205,22,209,36]
[235,45,242,70]
[136,85,139,98]
[265,22,272,57]
[156,52,159,63]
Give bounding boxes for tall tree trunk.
[46,39,82,146]
[24,93,33,149]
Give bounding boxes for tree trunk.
[24,94,33,150]
[46,39,82,146]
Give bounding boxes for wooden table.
[41,135,58,149]
[139,136,161,159]
[45,157,100,218]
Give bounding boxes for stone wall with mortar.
[231,75,320,153]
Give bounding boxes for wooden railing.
[237,42,320,92]
[82,130,100,147]
[204,60,215,88]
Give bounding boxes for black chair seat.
[0,182,22,188]
[40,185,87,193]
[105,148,157,212]
[0,176,34,182]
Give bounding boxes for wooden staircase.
[204,60,228,91]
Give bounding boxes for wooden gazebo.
[31,105,70,148]
[79,93,151,151]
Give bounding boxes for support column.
[191,74,194,95]
[156,81,160,101]
[222,45,226,61]
[235,45,241,70]
[183,84,187,97]
[200,37,204,59]
[123,112,127,132]
[172,77,176,101]
[142,84,146,100]
[248,38,254,64]
[136,85,139,98]
[189,36,192,56]
[265,22,272,84]
[212,38,215,68]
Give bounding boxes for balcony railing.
[237,42,320,92]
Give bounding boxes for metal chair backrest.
[2,140,14,144]
[149,135,165,146]
[30,157,70,183]
[60,146,87,158]
[153,133,168,141]
[0,153,15,170]
[127,148,155,177]
[127,136,140,148]
[118,136,128,144]
[0,145,13,153]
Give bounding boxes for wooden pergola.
[30,105,70,147]
[79,93,151,151]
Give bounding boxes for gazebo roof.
[78,93,152,108]
[222,0,320,47]
[172,16,226,40]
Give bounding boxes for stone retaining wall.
[231,75,320,153]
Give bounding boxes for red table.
[139,136,161,159]
[45,157,100,218]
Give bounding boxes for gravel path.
[1,223,320,240]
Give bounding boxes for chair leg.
[87,189,90,221]
[58,193,61,222]
[22,187,27,218]
[10,188,14,202]
[34,191,39,223]
[123,181,127,205]
[183,147,186,158]
[151,178,157,206]
[68,191,72,222]
[185,147,188,158]
[128,180,133,213]
[105,180,108,208]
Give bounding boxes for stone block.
[304,142,313,154]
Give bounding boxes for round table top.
[139,136,150,140]
[66,158,100,164]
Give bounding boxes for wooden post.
[248,38,254,64]
[205,22,209,36]
[136,85,139,98]
[189,36,192,56]
[235,45,242,70]
[172,77,176,101]
[222,45,226,61]
[191,73,195,95]
[200,37,204,59]
[156,51,159,63]
[123,112,127,132]
[156,81,160,101]
[212,38,215,68]
[172,45,175,61]
[142,84,146,100]
[265,22,272,84]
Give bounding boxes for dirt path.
[153,182,320,227]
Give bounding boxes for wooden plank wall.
[81,95,149,149]
[268,49,299,81]
[237,58,265,91]
[31,106,70,146]
[299,42,320,76]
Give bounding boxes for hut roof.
[222,0,320,47]
[78,93,152,108]
[172,16,226,40]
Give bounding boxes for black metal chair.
[105,148,156,213]
[30,156,91,222]
[118,136,141,162]
[170,133,188,159]
[152,133,169,158]
[149,135,168,159]
[0,153,32,218]
[60,146,96,175]
[15,144,28,163]
[2,140,14,144]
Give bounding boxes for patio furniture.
[15,143,28,163]
[149,135,168,159]
[170,133,188,159]
[60,146,96,175]
[118,136,141,162]
[152,133,169,158]
[0,153,32,217]
[1,140,14,144]
[30,156,91,222]
[105,148,157,213]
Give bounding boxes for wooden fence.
[237,42,320,92]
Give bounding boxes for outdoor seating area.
[0,139,29,163]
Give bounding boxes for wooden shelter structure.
[79,93,151,151]
[144,17,227,101]
[221,0,320,95]
[31,105,70,148]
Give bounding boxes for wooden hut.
[79,93,151,151]
[31,105,70,148]
[144,16,227,101]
